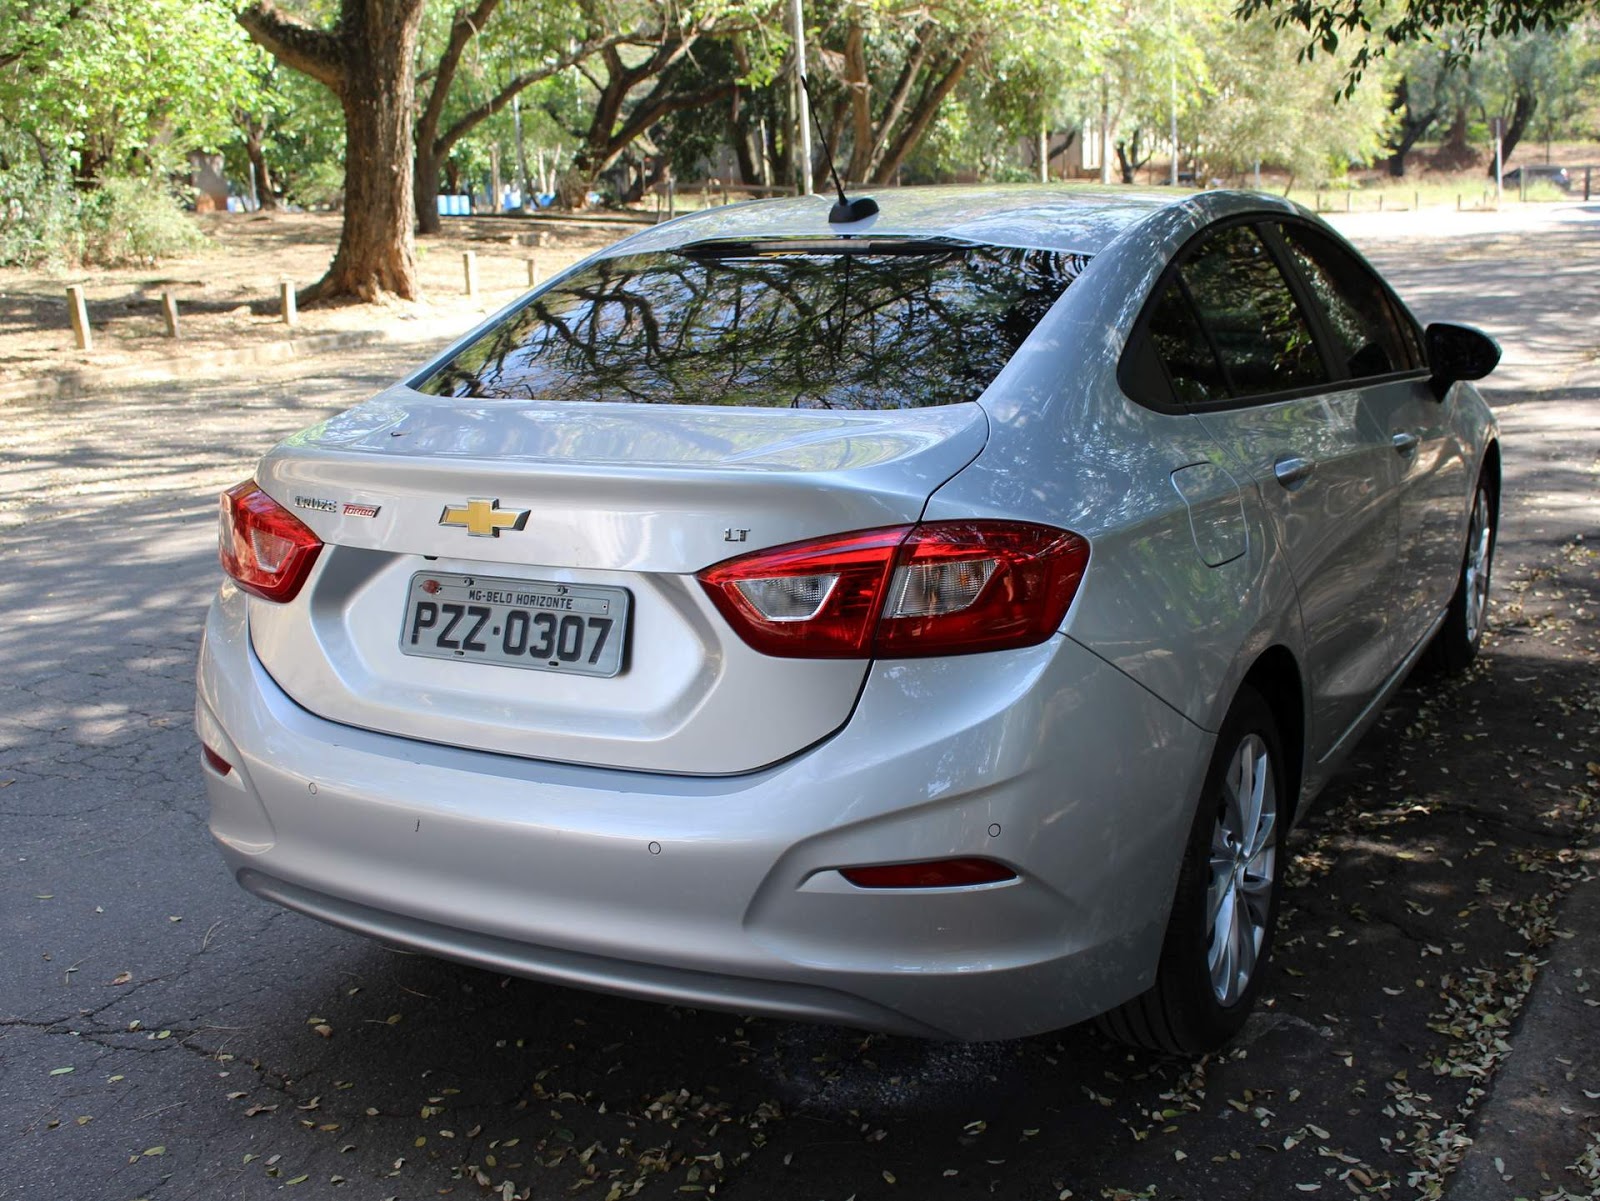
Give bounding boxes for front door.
[1270,221,1470,659]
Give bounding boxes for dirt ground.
[0,212,634,385]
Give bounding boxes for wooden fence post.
[161,291,180,338]
[527,255,541,288]
[462,251,478,296]
[67,285,92,351]
[280,280,298,327]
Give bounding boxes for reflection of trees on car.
[421,246,1089,411]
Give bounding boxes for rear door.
[1130,221,1401,761]
[1271,221,1468,659]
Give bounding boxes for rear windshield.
[416,241,1088,410]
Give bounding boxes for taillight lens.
[697,520,1088,659]
[218,481,323,603]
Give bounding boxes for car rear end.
[196,214,1211,1039]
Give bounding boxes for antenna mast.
[798,73,879,224]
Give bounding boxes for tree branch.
[433,31,632,159]
[417,0,502,156]
[237,1,344,91]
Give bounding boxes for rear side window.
[1278,223,1419,378]
[1177,225,1327,398]
[417,243,1088,410]
[1146,282,1228,406]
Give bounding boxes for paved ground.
[2,209,1598,1201]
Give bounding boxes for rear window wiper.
[676,237,970,260]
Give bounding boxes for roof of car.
[613,184,1267,258]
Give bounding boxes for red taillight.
[697,521,1088,659]
[840,858,1018,889]
[218,481,323,603]
[201,745,233,776]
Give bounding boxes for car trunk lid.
[245,392,988,775]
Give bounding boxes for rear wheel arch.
[1480,438,1502,526]
[1238,647,1306,827]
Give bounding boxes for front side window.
[1278,223,1419,379]
[417,242,1089,410]
[1178,225,1328,398]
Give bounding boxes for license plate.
[400,572,629,677]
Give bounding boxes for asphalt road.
[2,209,1598,1201]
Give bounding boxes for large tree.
[553,1,762,207]
[239,0,428,302]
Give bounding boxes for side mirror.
[1426,322,1501,399]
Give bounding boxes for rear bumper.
[197,584,1211,1041]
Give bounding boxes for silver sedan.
[197,187,1499,1051]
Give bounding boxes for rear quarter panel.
[924,196,1311,744]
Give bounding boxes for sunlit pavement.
[2,218,1597,1201]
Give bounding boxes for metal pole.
[1168,0,1178,186]
[790,0,813,195]
[1493,117,1503,207]
[1099,73,1111,186]
[512,93,533,210]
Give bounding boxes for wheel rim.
[1206,733,1277,1007]
[1463,486,1493,645]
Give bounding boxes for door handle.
[1392,431,1420,455]
[1273,454,1315,490]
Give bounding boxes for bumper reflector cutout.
[201,745,234,776]
[840,857,1018,889]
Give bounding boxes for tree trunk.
[1433,103,1479,171]
[1384,76,1437,179]
[1488,90,1537,177]
[315,13,422,303]
[868,39,982,186]
[239,0,424,304]
[415,141,441,234]
[244,123,282,211]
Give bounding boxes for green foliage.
[79,176,207,265]
[0,159,204,268]
[0,153,83,268]
[1189,11,1394,182]
[226,64,346,208]
[0,0,265,179]
[1235,0,1590,88]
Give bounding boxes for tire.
[1098,685,1287,1054]
[1426,474,1497,675]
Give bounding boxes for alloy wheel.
[1205,733,1277,1007]
[1463,486,1493,645]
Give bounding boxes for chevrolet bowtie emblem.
[438,498,530,538]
